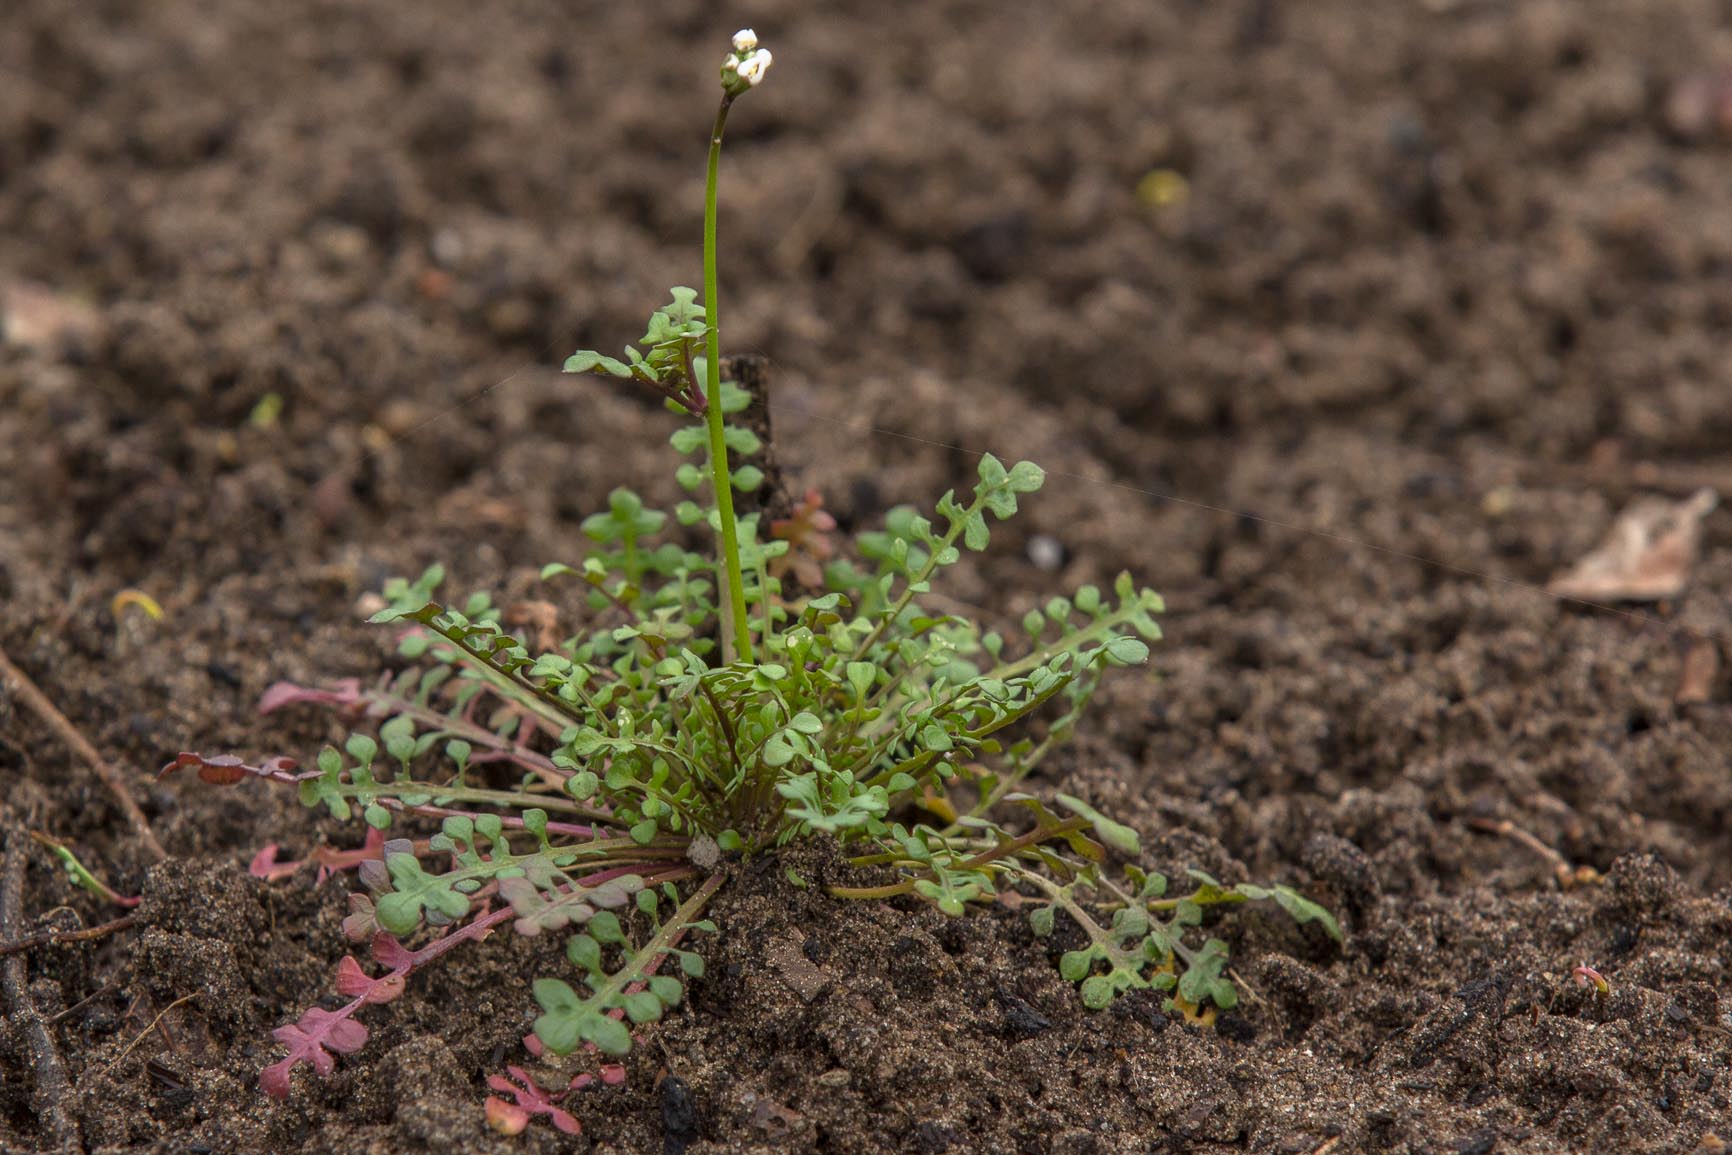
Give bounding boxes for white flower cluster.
[722,28,772,92]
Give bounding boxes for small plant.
[168,29,1338,1128]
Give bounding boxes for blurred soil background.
[2,0,1731,1151]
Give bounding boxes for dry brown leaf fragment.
[765,928,831,1003]
[1676,639,1721,705]
[0,279,98,352]
[1546,488,1718,603]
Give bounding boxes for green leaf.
[1029,906,1055,937]
[564,351,632,378]
[532,979,584,1053]
[1273,886,1343,942]
[588,911,625,945]
[623,991,664,1024]
[723,426,762,455]
[1007,461,1045,493]
[1054,793,1142,857]
[567,934,602,972]
[662,286,705,326]
[1080,975,1115,1010]
[963,511,990,551]
[670,426,707,454]
[1111,904,1149,941]
[1102,637,1150,665]
[583,1012,633,1056]
[1059,950,1093,982]
[846,662,877,701]
[976,454,1008,489]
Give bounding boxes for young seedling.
[170,29,1339,1132]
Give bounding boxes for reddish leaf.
[370,933,417,972]
[248,844,302,882]
[484,1066,582,1135]
[313,827,389,884]
[334,956,407,1004]
[341,894,379,943]
[159,751,302,785]
[260,1008,369,1099]
[485,1096,530,1136]
[258,678,365,716]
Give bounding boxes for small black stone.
[995,987,1052,1037]
[661,1075,699,1155]
[205,661,243,688]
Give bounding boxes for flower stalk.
[703,90,753,663]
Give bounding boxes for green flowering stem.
[704,92,753,664]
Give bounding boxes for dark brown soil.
[3,1,1731,1152]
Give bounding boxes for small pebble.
[995,988,1052,1037]
[1026,534,1066,572]
[661,1076,699,1155]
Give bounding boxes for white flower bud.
[736,48,772,87]
[732,28,758,52]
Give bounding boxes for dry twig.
[108,992,199,1073]
[1467,816,1601,888]
[0,913,137,958]
[0,642,167,860]
[2,830,82,1150]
